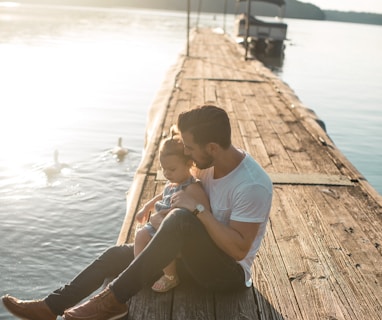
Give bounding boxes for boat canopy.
[236,0,286,6]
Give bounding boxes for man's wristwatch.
[193,204,205,216]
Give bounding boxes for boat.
[234,0,288,56]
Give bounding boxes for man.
[2,105,273,320]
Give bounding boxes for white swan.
[43,150,68,177]
[111,137,128,160]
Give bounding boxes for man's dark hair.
[177,105,231,149]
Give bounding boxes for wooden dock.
[117,29,382,320]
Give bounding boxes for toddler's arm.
[135,193,162,224]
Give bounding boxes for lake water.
[0,4,381,318]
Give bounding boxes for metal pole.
[244,0,251,60]
[223,0,227,33]
[187,0,190,56]
[196,0,202,30]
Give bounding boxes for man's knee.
[101,244,134,263]
[162,208,198,231]
[98,244,135,275]
[166,207,192,220]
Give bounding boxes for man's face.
[181,131,214,169]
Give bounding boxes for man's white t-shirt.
[197,151,273,287]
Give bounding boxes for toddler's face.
[160,155,191,184]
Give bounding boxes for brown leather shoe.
[2,294,57,320]
[63,288,128,320]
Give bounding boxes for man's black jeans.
[46,208,246,315]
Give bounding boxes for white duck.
[43,150,68,177]
[111,137,128,160]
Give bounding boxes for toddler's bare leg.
[163,260,177,277]
[134,228,152,257]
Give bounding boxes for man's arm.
[171,190,259,261]
[198,213,260,261]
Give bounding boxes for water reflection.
[239,41,285,72]
[256,52,284,72]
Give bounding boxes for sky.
[301,0,382,14]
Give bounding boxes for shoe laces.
[90,289,110,301]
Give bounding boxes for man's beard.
[193,154,214,170]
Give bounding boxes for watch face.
[196,204,205,212]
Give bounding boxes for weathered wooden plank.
[344,187,382,255]
[234,82,299,174]
[204,82,217,103]
[172,280,215,320]
[281,118,345,176]
[164,86,187,130]
[303,187,382,310]
[254,92,322,174]
[271,184,381,319]
[214,288,260,320]
[271,74,376,191]
[217,85,246,150]
[269,173,353,186]
[271,187,351,320]
[252,225,303,320]
[127,287,173,320]
[190,79,206,107]
[237,119,272,170]
[255,118,298,173]
[293,186,382,318]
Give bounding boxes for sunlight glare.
[0,2,20,7]
[0,45,86,168]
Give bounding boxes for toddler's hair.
[159,126,191,163]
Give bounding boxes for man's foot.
[152,274,180,293]
[63,288,128,320]
[2,294,57,320]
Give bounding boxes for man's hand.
[170,190,198,212]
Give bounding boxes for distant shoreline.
[323,10,382,26]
